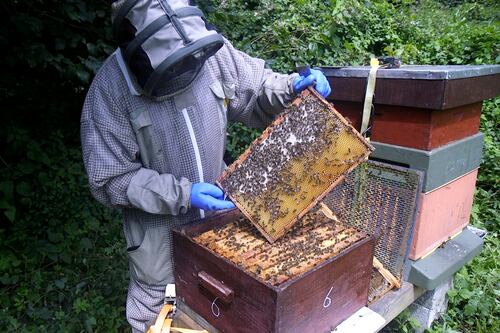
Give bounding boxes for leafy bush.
[0,129,128,332]
[0,0,498,332]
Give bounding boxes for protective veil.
[111,0,224,98]
[82,1,298,332]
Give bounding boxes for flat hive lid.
[217,88,373,242]
[321,65,500,109]
[321,65,500,80]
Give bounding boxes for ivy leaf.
[3,206,16,222]
[16,182,32,197]
[0,181,14,199]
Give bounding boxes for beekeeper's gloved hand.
[293,68,331,98]
[190,183,235,211]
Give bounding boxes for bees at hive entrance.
[218,88,373,242]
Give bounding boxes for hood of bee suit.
[111,0,224,99]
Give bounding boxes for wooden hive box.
[370,132,483,192]
[173,208,375,332]
[410,169,478,260]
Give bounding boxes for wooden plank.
[326,77,446,109]
[373,257,400,289]
[174,209,375,332]
[332,307,386,333]
[371,133,483,192]
[175,282,426,333]
[173,229,278,333]
[324,68,500,110]
[410,170,477,259]
[276,237,375,332]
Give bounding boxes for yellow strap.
[373,256,401,289]
[361,58,380,137]
[147,304,209,333]
[148,304,173,333]
[161,318,172,333]
[171,328,209,333]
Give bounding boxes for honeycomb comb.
[217,88,374,242]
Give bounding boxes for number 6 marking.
[211,297,220,317]
[323,286,333,308]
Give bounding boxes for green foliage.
[389,1,500,65]
[206,0,499,72]
[0,7,122,330]
[207,0,407,71]
[0,0,114,134]
[0,0,498,331]
[225,123,262,162]
[2,0,113,87]
[0,130,128,332]
[384,308,423,333]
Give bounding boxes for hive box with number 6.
[172,209,375,332]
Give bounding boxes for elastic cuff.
[178,177,193,214]
[288,73,300,99]
[181,179,193,214]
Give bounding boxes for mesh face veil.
[111,0,224,98]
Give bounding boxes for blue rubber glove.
[292,68,331,98]
[190,183,235,211]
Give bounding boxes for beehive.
[217,88,374,242]
[173,208,375,332]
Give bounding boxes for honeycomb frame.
[217,88,374,242]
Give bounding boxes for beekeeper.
[81,0,331,331]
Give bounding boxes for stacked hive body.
[218,88,373,242]
[173,209,374,332]
[323,65,500,289]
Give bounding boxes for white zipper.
[181,108,205,219]
[115,48,141,96]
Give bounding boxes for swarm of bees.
[193,208,367,286]
[218,89,373,242]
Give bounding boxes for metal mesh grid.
[218,89,373,242]
[323,160,422,301]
